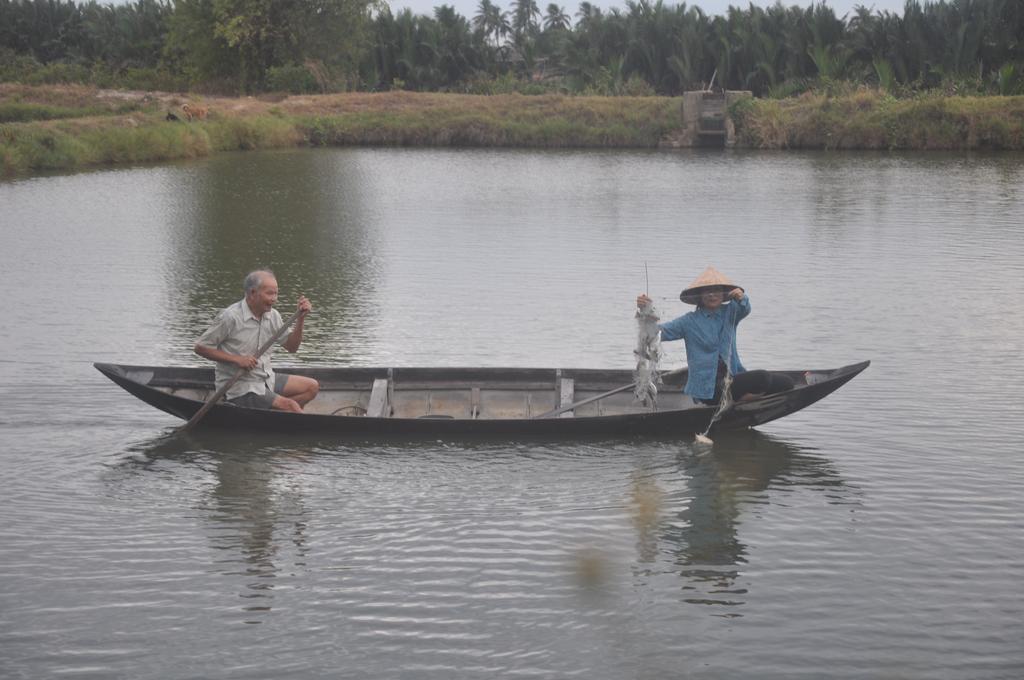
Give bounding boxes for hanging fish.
[633,298,663,406]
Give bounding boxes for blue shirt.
[658,295,751,400]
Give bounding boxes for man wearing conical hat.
[637,266,792,404]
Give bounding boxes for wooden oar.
[176,308,303,433]
[532,367,687,419]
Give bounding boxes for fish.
[633,299,664,406]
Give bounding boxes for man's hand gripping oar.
[176,306,305,434]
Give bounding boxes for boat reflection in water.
[114,428,856,624]
[205,449,311,624]
[650,430,857,616]
[117,432,312,624]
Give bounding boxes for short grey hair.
[243,269,274,295]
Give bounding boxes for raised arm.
[730,288,751,322]
[281,296,312,353]
[637,294,686,341]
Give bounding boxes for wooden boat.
[94,360,869,438]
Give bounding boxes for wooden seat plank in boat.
[366,378,390,418]
[559,378,575,418]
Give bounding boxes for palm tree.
[543,4,570,32]
[666,5,711,92]
[511,0,541,43]
[473,0,509,47]
[433,4,482,86]
[803,2,848,81]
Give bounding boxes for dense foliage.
[1,0,1023,95]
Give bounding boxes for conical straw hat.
[679,266,742,305]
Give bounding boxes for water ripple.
[3,149,1024,679]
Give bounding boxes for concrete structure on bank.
[661,90,753,148]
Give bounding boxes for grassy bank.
[731,90,1024,150]
[0,85,681,176]
[3,84,1024,177]
[290,93,679,147]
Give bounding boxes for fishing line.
[694,370,732,445]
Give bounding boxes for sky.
[390,0,911,20]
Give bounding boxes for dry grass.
[1,86,682,176]
[732,89,1024,150]
[5,84,1024,176]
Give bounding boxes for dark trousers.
[702,363,795,404]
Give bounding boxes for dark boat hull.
[94,361,869,438]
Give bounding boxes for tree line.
[1,0,1023,96]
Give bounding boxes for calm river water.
[2,147,1023,679]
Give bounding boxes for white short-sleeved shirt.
[196,299,284,400]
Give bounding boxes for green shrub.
[0,48,43,82]
[0,103,94,122]
[119,68,188,92]
[996,64,1022,96]
[265,65,320,94]
[24,62,92,85]
[2,126,88,170]
[767,79,813,99]
[873,58,896,93]
[622,76,656,97]
[463,74,570,96]
[205,115,302,150]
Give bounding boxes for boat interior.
[128,366,824,421]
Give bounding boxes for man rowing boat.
[194,269,319,412]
